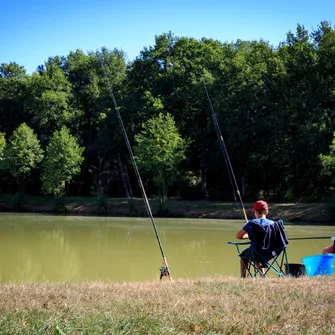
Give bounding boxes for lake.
[0,213,333,283]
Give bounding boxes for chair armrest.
[228,241,251,245]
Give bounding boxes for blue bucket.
[301,254,335,276]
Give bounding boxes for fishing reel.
[159,265,170,280]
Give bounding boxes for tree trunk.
[118,157,132,200]
[124,165,133,198]
[118,158,137,216]
[201,152,207,199]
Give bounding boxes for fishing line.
[198,70,248,223]
[100,57,172,280]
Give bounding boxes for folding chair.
[228,220,289,278]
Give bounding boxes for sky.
[1,0,334,74]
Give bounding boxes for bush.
[10,193,25,211]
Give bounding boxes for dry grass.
[0,276,334,334]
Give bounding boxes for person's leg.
[255,261,265,276]
[239,247,252,278]
[240,257,248,278]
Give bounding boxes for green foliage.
[0,62,27,79]
[1,123,43,197]
[54,325,66,335]
[65,47,126,130]
[10,193,25,210]
[26,64,79,145]
[0,132,5,161]
[41,126,84,198]
[0,66,28,135]
[320,133,335,192]
[135,112,189,210]
[2,123,43,178]
[95,195,108,215]
[1,23,335,202]
[179,171,203,200]
[52,200,68,214]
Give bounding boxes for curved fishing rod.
[198,71,248,223]
[100,60,172,281]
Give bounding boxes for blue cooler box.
[302,254,335,276]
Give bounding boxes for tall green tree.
[274,23,335,200]
[41,126,84,200]
[1,123,43,197]
[63,47,127,196]
[214,39,288,199]
[134,112,188,212]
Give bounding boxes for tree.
[1,123,43,199]
[63,47,127,196]
[0,132,5,161]
[319,133,335,195]
[215,39,288,200]
[64,47,126,134]
[274,23,334,200]
[41,126,84,200]
[127,33,226,198]
[25,63,79,146]
[0,62,27,79]
[0,63,28,135]
[134,112,188,212]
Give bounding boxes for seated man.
[236,200,288,277]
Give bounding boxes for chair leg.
[240,258,265,278]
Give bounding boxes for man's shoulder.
[251,218,274,226]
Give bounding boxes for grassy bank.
[0,276,334,334]
[0,195,334,223]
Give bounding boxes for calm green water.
[0,213,333,283]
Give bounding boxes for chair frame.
[228,240,289,278]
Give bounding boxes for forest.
[1,21,335,208]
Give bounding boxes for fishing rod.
[100,59,172,281]
[198,70,248,223]
[288,236,334,241]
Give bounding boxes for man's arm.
[236,228,249,239]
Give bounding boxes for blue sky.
[1,0,334,74]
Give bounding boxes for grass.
[0,276,334,334]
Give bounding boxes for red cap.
[252,200,268,212]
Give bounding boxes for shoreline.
[0,196,334,224]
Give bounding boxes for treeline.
[1,21,335,206]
